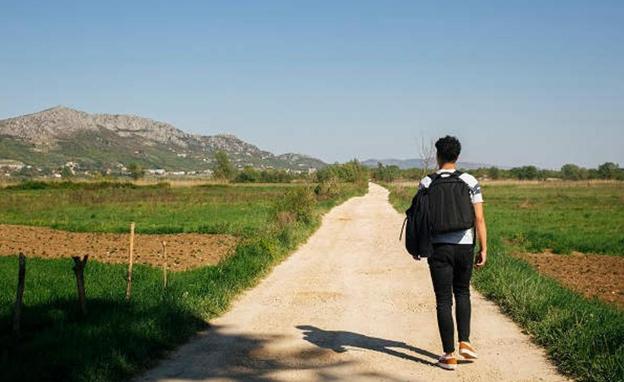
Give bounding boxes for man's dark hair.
[435,136,461,163]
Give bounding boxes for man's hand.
[475,249,487,268]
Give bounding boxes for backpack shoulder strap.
[428,172,441,184]
[443,170,464,181]
[429,170,465,186]
[449,170,472,191]
[427,172,448,188]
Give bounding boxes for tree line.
[28,149,620,184]
[371,162,624,182]
[212,151,369,184]
[187,152,624,183]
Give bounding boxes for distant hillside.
[0,106,325,173]
[362,158,495,170]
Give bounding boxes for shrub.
[371,163,400,182]
[233,167,294,183]
[316,160,369,184]
[273,187,317,224]
[314,179,341,200]
[233,167,260,183]
[7,180,51,190]
[6,181,145,191]
[29,181,168,191]
[273,211,297,231]
[127,163,145,180]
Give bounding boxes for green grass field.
[0,181,367,382]
[387,182,624,382]
[0,182,303,235]
[389,182,624,256]
[483,183,624,255]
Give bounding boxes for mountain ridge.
[0,106,325,173]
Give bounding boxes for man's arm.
[473,202,487,268]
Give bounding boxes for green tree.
[315,165,338,183]
[510,166,539,180]
[561,164,585,180]
[234,166,259,183]
[212,151,235,180]
[127,163,145,180]
[487,166,501,180]
[587,168,600,180]
[340,159,369,184]
[372,163,400,182]
[315,160,369,184]
[597,162,620,179]
[259,169,293,183]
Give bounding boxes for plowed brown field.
[0,224,238,271]
[516,252,624,308]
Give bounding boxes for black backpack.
[427,171,475,234]
[400,184,434,258]
[400,171,475,257]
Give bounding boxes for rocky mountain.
[0,106,325,173]
[362,158,496,170]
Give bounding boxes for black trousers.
[428,243,474,353]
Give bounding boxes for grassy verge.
[384,182,624,382]
[0,182,367,381]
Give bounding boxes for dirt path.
[138,183,568,382]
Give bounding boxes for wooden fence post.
[125,222,135,301]
[12,253,26,337]
[161,241,168,289]
[72,255,88,316]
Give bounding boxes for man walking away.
[418,136,487,370]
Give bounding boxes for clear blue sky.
[1,1,623,168]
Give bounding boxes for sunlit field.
[386,182,624,382]
[0,181,367,381]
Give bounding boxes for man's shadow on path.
[297,325,447,367]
